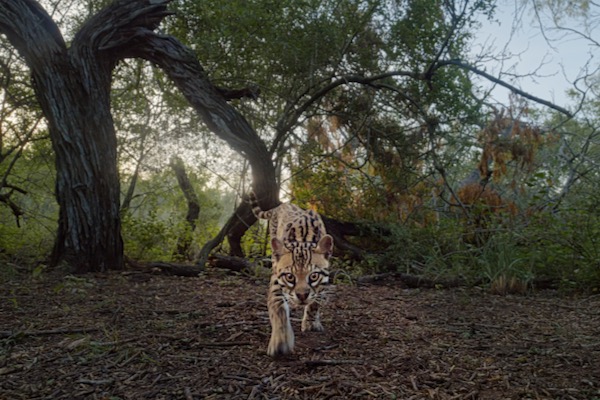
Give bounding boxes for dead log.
[196,201,256,266]
[323,219,365,260]
[146,262,204,277]
[207,254,252,273]
[125,257,204,277]
[126,255,261,277]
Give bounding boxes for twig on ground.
[304,359,363,367]
[196,341,253,347]
[0,327,100,339]
[77,378,114,385]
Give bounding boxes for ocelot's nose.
[296,291,309,302]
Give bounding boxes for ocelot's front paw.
[267,332,294,357]
[301,319,324,332]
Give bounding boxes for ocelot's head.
[271,235,334,306]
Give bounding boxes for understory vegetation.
[1,0,599,292]
[2,158,599,292]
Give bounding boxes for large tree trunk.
[0,0,278,271]
[134,37,280,208]
[94,3,280,208]
[0,1,123,272]
[98,2,280,259]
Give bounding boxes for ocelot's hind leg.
[267,276,294,357]
[301,301,324,332]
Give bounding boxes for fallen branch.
[207,254,252,273]
[125,257,204,277]
[196,341,253,348]
[304,359,363,368]
[0,327,100,339]
[77,379,114,385]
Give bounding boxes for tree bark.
[94,1,280,260]
[95,4,280,209]
[126,257,204,277]
[1,0,123,272]
[207,254,252,273]
[196,201,256,265]
[225,202,256,257]
[99,0,280,259]
[0,0,279,272]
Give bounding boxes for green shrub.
[121,211,179,261]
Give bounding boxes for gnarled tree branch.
[437,59,575,118]
[0,0,278,270]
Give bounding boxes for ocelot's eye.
[283,273,295,283]
[309,272,321,283]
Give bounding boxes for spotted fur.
[249,192,334,357]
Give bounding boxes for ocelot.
[249,192,334,357]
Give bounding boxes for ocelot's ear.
[271,238,285,261]
[316,234,334,259]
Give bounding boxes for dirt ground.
[1,268,599,400]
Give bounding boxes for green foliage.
[1,35,55,266]
[0,217,55,262]
[344,208,600,292]
[520,211,600,290]
[121,211,178,261]
[172,0,381,81]
[0,142,57,266]
[387,0,485,121]
[2,0,599,295]
[120,167,228,262]
[240,222,270,260]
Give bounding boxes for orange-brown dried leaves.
[477,115,543,182]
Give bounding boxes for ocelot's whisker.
[248,191,334,357]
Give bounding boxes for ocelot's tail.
[248,191,273,219]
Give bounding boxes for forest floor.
[1,267,599,400]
